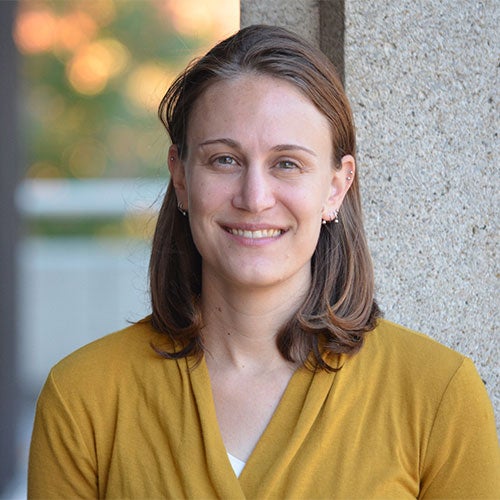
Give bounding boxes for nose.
[232,164,276,213]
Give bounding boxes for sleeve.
[28,369,98,499]
[419,357,500,499]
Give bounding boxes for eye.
[214,155,237,166]
[276,160,299,170]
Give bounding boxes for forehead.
[187,74,332,146]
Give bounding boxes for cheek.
[294,182,330,215]
[189,175,237,217]
[187,177,214,211]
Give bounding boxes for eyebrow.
[198,138,317,157]
[272,144,317,157]
[198,138,239,149]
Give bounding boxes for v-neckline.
[188,353,342,497]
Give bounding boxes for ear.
[168,145,188,209]
[322,155,356,222]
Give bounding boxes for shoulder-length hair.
[149,25,381,370]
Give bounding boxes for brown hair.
[150,25,381,369]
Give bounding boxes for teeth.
[228,228,282,238]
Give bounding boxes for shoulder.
[36,320,193,439]
[364,318,466,371]
[357,323,500,496]
[343,319,497,444]
[47,319,181,397]
[347,319,482,408]
[53,319,163,368]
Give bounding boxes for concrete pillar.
[240,0,498,426]
[241,0,320,46]
[344,0,498,426]
[241,1,345,80]
[319,0,345,83]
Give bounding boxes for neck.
[200,271,309,373]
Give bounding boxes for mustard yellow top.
[28,319,500,499]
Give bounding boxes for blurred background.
[0,0,239,496]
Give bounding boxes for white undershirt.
[227,452,246,477]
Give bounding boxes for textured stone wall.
[241,0,320,45]
[344,0,499,422]
[240,0,499,424]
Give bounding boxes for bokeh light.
[25,161,63,179]
[14,8,57,54]
[15,0,239,183]
[55,11,98,53]
[162,0,239,40]
[67,38,130,95]
[66,139,109,178]
[125,62,173,111]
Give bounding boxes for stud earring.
[346,170,353,181]
[322,209,339,224]
[177,202,188,217]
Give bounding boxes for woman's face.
[170,74,353,293]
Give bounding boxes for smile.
[226,228,283,239]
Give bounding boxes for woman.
[28,25,499,498]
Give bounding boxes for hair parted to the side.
[149,24,381,370]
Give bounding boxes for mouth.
[224,227,284,239]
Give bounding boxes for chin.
[225,262,311,291]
